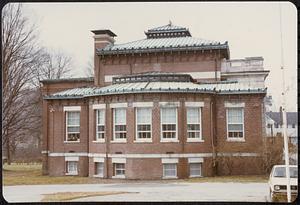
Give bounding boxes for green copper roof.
[44,80,266,100]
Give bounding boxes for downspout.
[86,101,89,176]
[211,93,218,176]
[105,103,109,179]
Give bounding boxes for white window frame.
[112,163,126,178]
[94,162,104,177]
[226,107,245,141]
[95,109,105,142]
[160,107,178,142]
[163,163,177,179]
[113,108,127,142]
[186,107,203,142]
[66,161,78,175]
[135,107,152,142]
[189,163,202,177]
[65,111,80,142]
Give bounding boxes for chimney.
[91,29,117,86]
[91,29,116,49]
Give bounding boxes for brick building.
[41,23,268,179]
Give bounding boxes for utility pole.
[279,4,291,202]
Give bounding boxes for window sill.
[93,140,105,143]
[187,139,204,143]
[226,138,245,142]
[66,172,78,176]
[189,175,203,178]
[111,140,127,143]
[160,140,179,143]
[162,176,178,179]
[93,174,104,178]
[112,175,125,179]
[134,140,152,143]
[64,141,80,143]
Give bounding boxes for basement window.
[66,161,78,175]
[66,111,80,142]
[163,163,177,178]
[114,163,125,177]
[189,163,202,177]
[226,108,244,140]
[95,162,104,177]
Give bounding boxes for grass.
[41,191,130,202]
[184,175,269,183]
[3,163,268,186]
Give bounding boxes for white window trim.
[63,106,81,111]
[65,111,80,142]
[132,102,153,107]
[162,163,178,179]
[226,108,245,141]
[160,107,178,142]
[159,101,180,107]
[110,103,128,108]
[92,104,106,110]
[112,108,127,142]
[95,109,105,142]
[186,107,203,141]
[135,107,152,142]
[224,102,245,108]
[185,102,204,107]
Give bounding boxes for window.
[189,163,202,177]
[66,111,80,141]
[96,109,105,141]
[292,124,295,128]
[267,124,271,128]
[187,107,202,140]
[114,163,125,176]
[161,107,177,140]
[95,162,104,176]
[66,161,78,175]
[163,163,177,178]
[136,107,152,140]
[113,108,126,140]
[227,108,244,140]
[274,123,279,128]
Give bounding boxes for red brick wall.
[44,92,265,178]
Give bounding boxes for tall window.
[96,109,105,141]
[187,107,202,140]
[227,108,244,139]
[161,107,177,140]
[136,107,152,140]
[66,161,78,175]
[66,111,80,141]
[113,108,126,140]
[163,163,177,178]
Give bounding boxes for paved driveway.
[3,182,270,202]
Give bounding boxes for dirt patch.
[41,191,132,202]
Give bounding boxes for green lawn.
[3,163,268,186]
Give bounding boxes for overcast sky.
[19,2,297,112]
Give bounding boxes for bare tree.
[2,4,45,164]
[84,56,94,77]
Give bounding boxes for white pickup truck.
[268,165,298,202]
